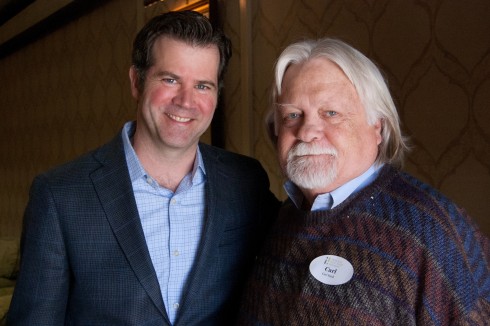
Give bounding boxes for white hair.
[267,38,410,166]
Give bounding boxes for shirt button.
[173,303,179,310]
[170,198,177,204]
[173,250,180,256]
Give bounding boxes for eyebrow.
[151,70,180,80]
[274,103,301,110]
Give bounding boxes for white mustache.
[288,142,337,158]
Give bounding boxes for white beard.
[286,142,338,190]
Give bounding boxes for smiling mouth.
[167,113,191,123]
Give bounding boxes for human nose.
[296,116,323,143]
[172,85,194,108]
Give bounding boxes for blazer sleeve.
[258,165,281,238]
[7,175,70,325]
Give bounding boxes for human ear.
[129,66,140,100]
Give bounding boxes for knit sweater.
[238,165,490,325]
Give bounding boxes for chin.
[287,167,338,191]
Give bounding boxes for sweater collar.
[284,163,383,211]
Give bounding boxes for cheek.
[200,97,218,116]
[341,127,379,159]
[189,90,217,116]
[143,86,170,107]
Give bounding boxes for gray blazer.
[8,130,279,325]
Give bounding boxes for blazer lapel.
[177,145,229,320]
[90,133,168,321]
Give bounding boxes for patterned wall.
[0,0,489,237]
[220,0,490,235]
[0,0,138,237]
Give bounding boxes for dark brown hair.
[131,10,232,91]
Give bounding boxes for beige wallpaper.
[220,0,490,235]
[0,0,138,237]
[0,0,489,237]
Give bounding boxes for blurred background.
[0,0,489,239]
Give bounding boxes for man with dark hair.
[8,11,278,325]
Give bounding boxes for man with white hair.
[239,38,490,325]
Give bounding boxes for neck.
[145,154,196,191]
[133,139,197,192]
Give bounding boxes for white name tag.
[309,255,354,285]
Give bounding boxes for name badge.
[309,255,354,285]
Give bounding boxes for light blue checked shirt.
[122,122,206,324]
[285,163,383,211]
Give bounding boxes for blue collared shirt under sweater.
[285,163,383,211]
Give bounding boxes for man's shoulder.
[38,132,123,183]
[199,143,261,167]
[382,165,453,205]
[198,143,270,185]
[374,165,478,240]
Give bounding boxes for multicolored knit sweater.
[239,165,490,325]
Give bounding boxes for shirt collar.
[122,121,206,186]
[284,163,383,211]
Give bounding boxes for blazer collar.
[90,131,169,322]
[175,144,231,323]
[89,138,234,324]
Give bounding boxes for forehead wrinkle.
[280,58,364,118]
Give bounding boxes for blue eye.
[287,112,302,119]
[196,84,209,90]
[162,78,177,84]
